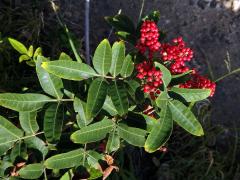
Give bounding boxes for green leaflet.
[109,80,129,116]
[0,93,52,112]
[102,96,118,116]
[36,57,64,99]
[24,136,48,159]
[169,100,204,136]
[145,102,173,153]
[8,38,28,54]
[74,97,92,127]
[171,87,211,102]
[45,149,84,169]
[59,52,73,61]
[19,111,39,134]
[117,123,147,147]
[106,129,120,153]
[44,103,64,143]
[110,41,125,77]
[18,163,44,179]
[41,60,97,81]
[86,78,108,119]
[71,118,114,144]
[10,141,28,163]
[93,39,112,75]
[120,54,134,78]
[0,115,23,156]
[154,62,171,87]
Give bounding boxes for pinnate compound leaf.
[169,100,204,136]
[41,60,97,80]
[145,102,173,153]
[171,87,211,102]
[19,111,39,134]
[86,78,108,119]
[120,54,134,78]
[71,118,114,144]
[117,123,147,147]
[18,163,43,179]
[0,93,52,112]
[110,41,125,77]
[93,39,112,75]
[109,81,129,116]
[36,57,64,99]
[0,115,23,156]
[44,103,64,143]
[45,149,84,169]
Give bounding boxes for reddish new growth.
[136,61,163,94]
[136,20,161,55]
[180,73,216,97]
[160,37,193,75]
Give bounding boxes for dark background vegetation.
[1,0,240,179]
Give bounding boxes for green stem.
[50,0,82,63]
[64,25,82,63]
[138,0,145,22]
[83,144,87,166]
[214,68,240,82]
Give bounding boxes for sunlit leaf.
[110,41,125,77]
[41,60,97,81]
[93,39,112,75]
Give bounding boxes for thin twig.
[214,68,240,82]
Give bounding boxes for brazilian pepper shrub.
[0,11,216,179]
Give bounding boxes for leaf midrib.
[169,101,195,130]
[75,124,113,136]
[118,125,145,139]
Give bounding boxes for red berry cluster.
[136,20,161,55]
[136,61,163,93]
[180,73,216,97]
[160,37,193,74]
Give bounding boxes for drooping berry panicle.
[180,73,216,97]
[136,61,163,93]
[136,20,161,55]
[160,37,193,74]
